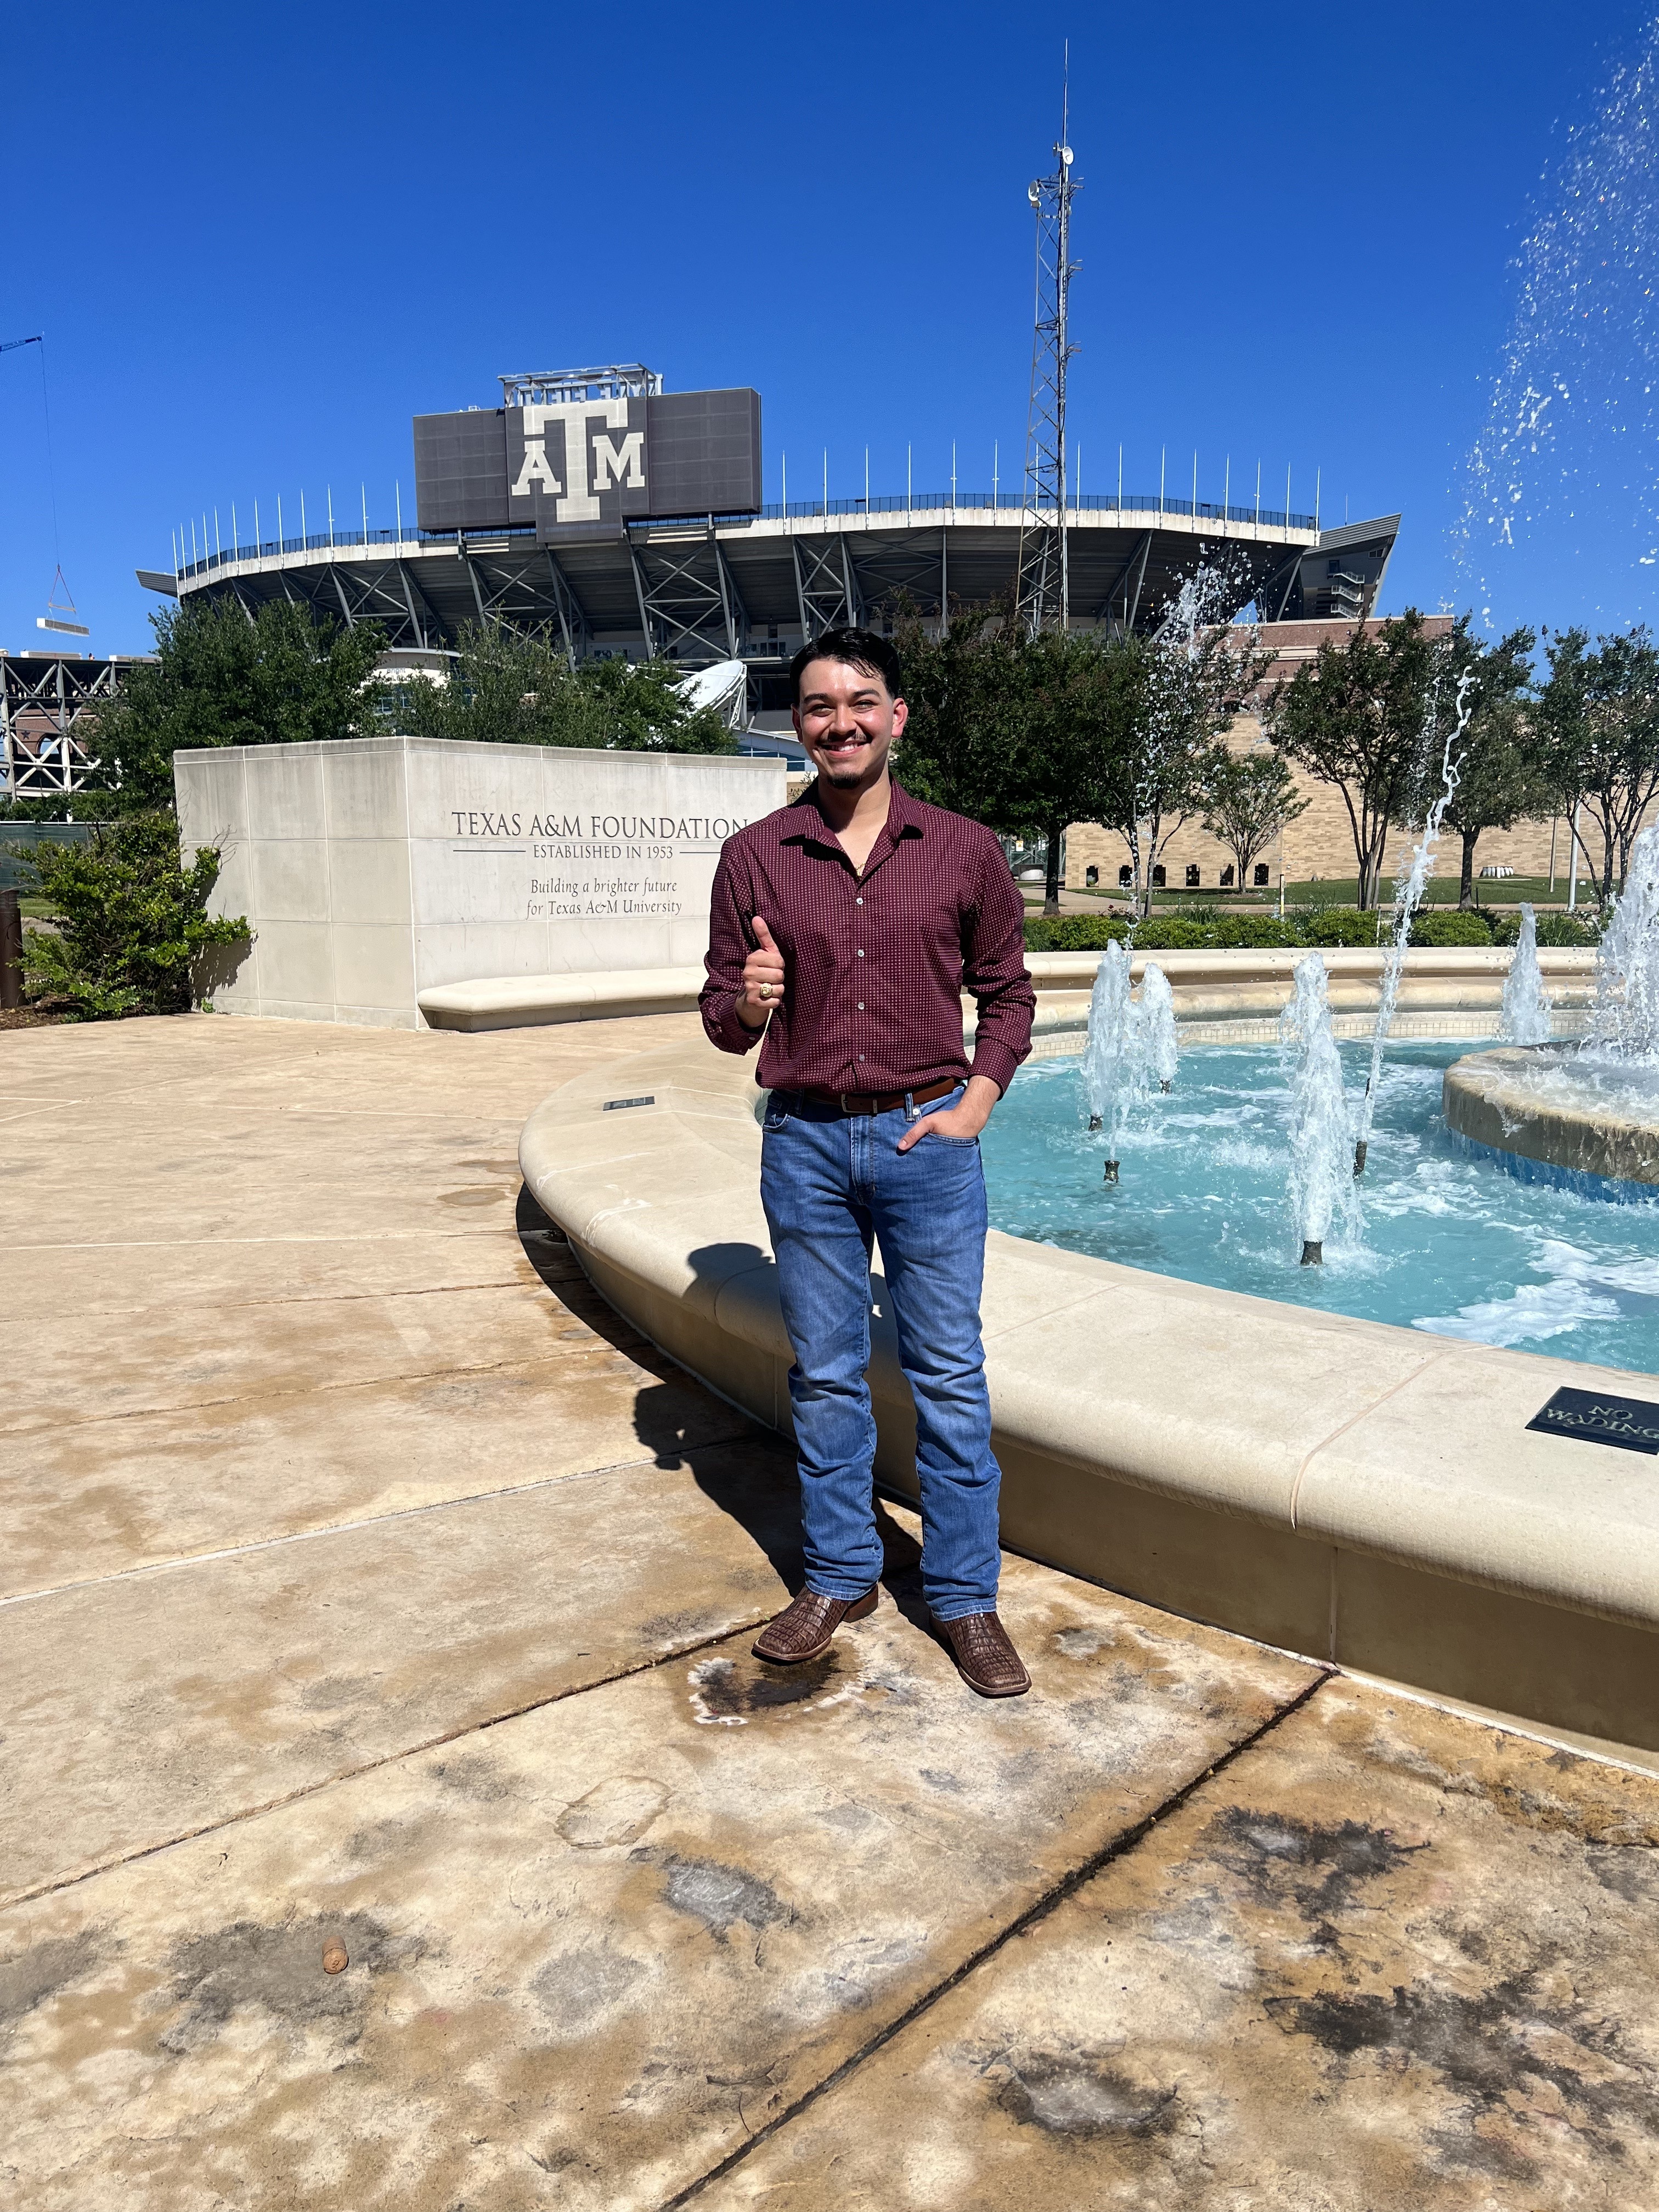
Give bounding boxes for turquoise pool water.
[981,1040,1659,1376]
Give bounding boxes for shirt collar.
[782,777,927,845]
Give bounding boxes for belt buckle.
[839,1091,851,1114]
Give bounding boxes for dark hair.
[789,626,904,707]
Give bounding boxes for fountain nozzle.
[1300,1239,1323,1266]
[1104,1159,1119,1183]
[1353,1139,1368,1177]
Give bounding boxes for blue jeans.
[759,1082,1001,1622]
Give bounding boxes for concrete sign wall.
[175,736,785,1029]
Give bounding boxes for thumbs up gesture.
[737,915,787,1029]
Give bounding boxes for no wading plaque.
[1526,1387,1659,1455]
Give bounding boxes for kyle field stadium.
[131,359,1580,893]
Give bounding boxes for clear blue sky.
[3,0,1656,657]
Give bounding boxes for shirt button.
[857,1001,865,1011]
[856,896,864,905]
[856,949,865,958]
[859,1054,865,1062]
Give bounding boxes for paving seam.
[658,1665,1337,2211]
[0,1339,691,1444]
[1286,1345,1452,1531]
[0,1434,768,1608]
[1,1609,782,1914]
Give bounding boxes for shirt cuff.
[968,1036,1022,1096]
[707,997,765,1055]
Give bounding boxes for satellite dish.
[1028,183,1040,207]
[678,658,748,728]
[1060,145,1074,166]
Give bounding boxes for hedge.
[1023,904,1598,955]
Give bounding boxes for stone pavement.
[3,1014,1657,2210]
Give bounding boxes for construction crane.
[2,333,90,636]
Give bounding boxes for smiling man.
[700,627,1037,1697]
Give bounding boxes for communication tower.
[1015,81,1080,635]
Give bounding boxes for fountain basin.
[1444,1046,1659,1195]
[521,1029,1659,1765]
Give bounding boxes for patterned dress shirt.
[701,778,1036,1095]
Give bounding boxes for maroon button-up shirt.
[701,778,1035,1095]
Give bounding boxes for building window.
[1185,864,1201,889]
[1152,864,1166,889]
[1118,863,1133,887]
[1220,864,1234,888]
[1085,865,1098,886]
[1254,862,1270,887]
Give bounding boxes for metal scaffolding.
[0,654,134,798]
[1015,87,1081,636]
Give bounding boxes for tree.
[89,597,387,812]
[389,624,736,753]
[19,812,249,1019]
[1124,625,1276,913]
[898,606,1143,914]
[1266,611,1439,910]
[1199,745,1308,891]
[1535,625,1659,906]
[1426,622,1545,907]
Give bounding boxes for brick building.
[1063,618,1593,898]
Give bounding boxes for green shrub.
[1408,909,1494,947]
[1487,910,1600,947]
[15,812,250,1020]
[1124,919,1212,950]
[1024,915,1131,951]
[1203,913,1303,950]
[1295,906,1378,947]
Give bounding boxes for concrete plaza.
[3,1013,1658,2208]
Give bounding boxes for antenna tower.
[1015,70,1080,635]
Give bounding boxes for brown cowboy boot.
[934,1610,1032,1697]
[753,1586,879,1664]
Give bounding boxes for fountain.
[1081,947,1177,1177]
[1353,670,1472,1176]
[1141,963,1178,1093]
[1500,903,1554,1045]
[1444,825,1659,1191]
[1279,952,1357,1266]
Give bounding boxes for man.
[701,627,1036,1697]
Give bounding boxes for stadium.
[142,361,1401,731]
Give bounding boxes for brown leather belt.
[795,1076,961,1118]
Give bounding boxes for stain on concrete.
[689,1652,865,1728]
[157,1912,416,2055]
[1268,1967,1659,2176]
[436,1188,507,1207]
[631,1849,792,1939]
[1209,1804,1425,1933]
[297,1673,377,1713]
[428,1754,517,1803]
[996,2051,1178,2140]
[1588,1843,1659,1903]
[0,1931,104,2031]
[556,1776,669,1849]
[529,1946,646,2034]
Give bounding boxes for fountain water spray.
[1081,946,1177,1177]
[1280,952,1357,1265]
[1499,902,1553,1045]
[1589,822,1659,1063]
[1083,941,1138,1178]
[1141,963,1179,1092]
[1352,668,1473,1176]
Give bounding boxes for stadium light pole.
[1014,74,1079,636]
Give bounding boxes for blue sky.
[4,1,1657,657]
